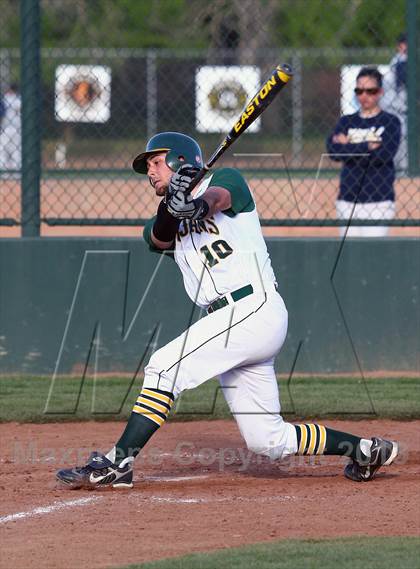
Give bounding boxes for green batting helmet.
[132,132,203,174]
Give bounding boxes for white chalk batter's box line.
[0,496,102,525]
[145,495,295,505]
[0,477,295,525]
[144,474,211,482]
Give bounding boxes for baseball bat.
[189,62,293,191]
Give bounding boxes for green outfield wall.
[0,238,418,376]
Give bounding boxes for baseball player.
[382,33,408,174]
[0,83,22,177]
[57,132,398,488]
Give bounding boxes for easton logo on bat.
[233,67,291,134]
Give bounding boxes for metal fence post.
[406,0,419,176]
[20,0,41,236]
[291,53,303,167]
[146,49,158,140]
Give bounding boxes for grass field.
[119,536,420,569]
[0,375,418,422]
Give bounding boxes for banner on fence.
[195,65,261,133]
[55,64,112,123]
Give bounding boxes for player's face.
[355,76,383,113]
[146,153,173,196]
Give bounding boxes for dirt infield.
[1,176,419,238]
[0,419,418,569]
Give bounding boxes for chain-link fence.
[0,0,419,234]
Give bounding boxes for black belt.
[207,284,254,314]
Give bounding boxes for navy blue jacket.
[326,111,401,203]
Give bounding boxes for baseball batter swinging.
[57,132,398,488]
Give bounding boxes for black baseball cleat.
[344,437,398,482]
[56,452,134,489]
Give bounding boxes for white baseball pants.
[143,287,297,459]
[0,128,21,172]
[336,199,395,237]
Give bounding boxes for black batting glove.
[166,190,209,220]
[167,164,200,198]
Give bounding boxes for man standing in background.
[0,83,22,179]
[327,67,401,237]
[382,33,408,175]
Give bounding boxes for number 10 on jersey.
[200,239,233,267]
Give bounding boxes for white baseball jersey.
[1,91,21,132]
[145,168,278,308]
[0,91,22,172]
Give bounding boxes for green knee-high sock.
[110,387,174,465]
[114,412,160,463]
[295,423,369,461]
[323,427,367,459]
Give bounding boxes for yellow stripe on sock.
[136,396,169,415]
[317,425,327,455]
[142,388,174,406]
[132,406,165,426]
[298,424,308,454]
[307,424,317,455]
